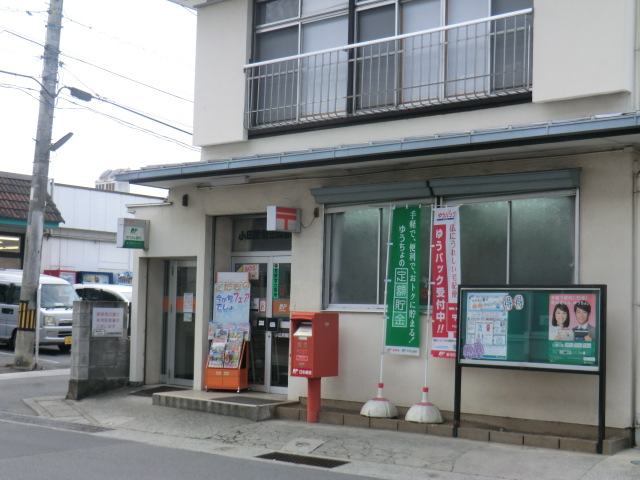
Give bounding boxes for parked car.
[74,283,132,336]
[73,283,132,303]
[0,269,79,351]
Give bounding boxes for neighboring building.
[42,182,165,284]
[117,0,640,444]
[0,172,64,269]
[95,168,132,193]
[0,171,165,283]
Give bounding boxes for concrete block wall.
[67,301,130,400]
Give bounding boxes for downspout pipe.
[634,162,640,447]
[632,0,640,448]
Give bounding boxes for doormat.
[212,396,283,406]
[130,386,188,397]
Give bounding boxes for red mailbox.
[291,311,339,378]
[290,312,339,422]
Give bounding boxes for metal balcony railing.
[245,9,532,130]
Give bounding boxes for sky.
[0,0,199,196]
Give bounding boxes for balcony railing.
[245,9,532,131]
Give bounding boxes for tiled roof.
[0,172,64,224]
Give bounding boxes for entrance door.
[232,255,291,394]
[164,260,197,386]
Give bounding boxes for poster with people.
[548,293,598,367]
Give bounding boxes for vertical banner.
[431,206,460,358]
[385,205,421,356]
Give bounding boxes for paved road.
[2,367,640,480]
[0,417,377,480]
[0,344,71,371]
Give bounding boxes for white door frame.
[232,253,291,394]
[163,259,197,387]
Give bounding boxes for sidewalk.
[5,369,639,480]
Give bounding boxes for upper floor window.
[247,0,533,129]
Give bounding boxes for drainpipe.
[634,161,640,447]
[633,0,640,447]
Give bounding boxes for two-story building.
[117,0,640,443]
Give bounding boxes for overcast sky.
[0,0,198,196]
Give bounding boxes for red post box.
[290,312,339,422]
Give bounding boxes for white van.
[0,269,79,351]
[73,283,132,304]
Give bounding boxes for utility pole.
[14,0,64,370]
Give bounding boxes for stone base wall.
[67,301,130,400]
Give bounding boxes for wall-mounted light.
[209,175,249,186]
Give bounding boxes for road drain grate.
[256,452,348,469]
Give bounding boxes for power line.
[1,70,196,150]
[59,96,199,151]
[0,68,50,94]
[1,28,43,48]
[63,86,192,136]
[1,26,194,104]
[60,51,194,103]
[58,62,193,129]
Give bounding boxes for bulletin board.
[453,285,607,454]
[456,285,606,372]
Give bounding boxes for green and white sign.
[117,218,149,250]
[385,205,421,356]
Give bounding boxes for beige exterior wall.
[193,0,250,146]
[301,152,634,430]
[130,150,636,429]
[532,0,636,103]
[129,0,640,435]
[193,0,638,156]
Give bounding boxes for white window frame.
[322,189,578,311]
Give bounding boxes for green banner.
[385,206,421,356]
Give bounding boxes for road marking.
[0,410,111,433]
[0,368,70,380]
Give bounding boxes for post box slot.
[293,322,313,337]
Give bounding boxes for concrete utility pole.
[14,0,64,370]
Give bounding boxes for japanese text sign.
[385,205,421,356]
[92,307,125,337]
[431,206,460,358]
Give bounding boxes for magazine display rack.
[205,326,249,392]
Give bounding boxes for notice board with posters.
[453,285,607,453]
[456,285,606,372]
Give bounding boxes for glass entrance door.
[164,260,196,386]
[233,255,291,394]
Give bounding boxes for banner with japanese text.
[385,205,421,356]
[431,206,460,358]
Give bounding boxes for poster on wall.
[547,292,598,367]
[92,307,124,337]
[462,292,509,360]
[431,206,460,358]
[384,205,421,356]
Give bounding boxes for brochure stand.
[206,271,251,392]
[205,340,249,392]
